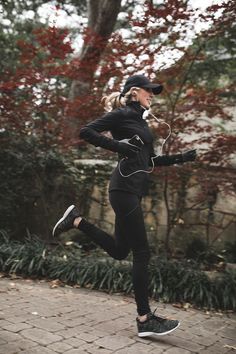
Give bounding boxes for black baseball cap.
[121,74,163,95]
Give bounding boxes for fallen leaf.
[172,303,182,309]
[183,303,191,310]
[49,279,63,288]
[223,344,236,350]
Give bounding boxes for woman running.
[52,74,196,337]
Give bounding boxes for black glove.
[182,149,197,162]
[117,139,141,158]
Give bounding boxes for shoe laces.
[149,308,175,322]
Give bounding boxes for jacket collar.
[126,101,146,116]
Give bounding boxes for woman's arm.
[149,149,196,167]
[79,111,140,157]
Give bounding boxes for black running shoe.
[137,309,180,337]
[52,205,80,238]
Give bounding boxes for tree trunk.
[69,0,122,100]
[65,0,121,144]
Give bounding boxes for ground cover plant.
[0,231,235,312]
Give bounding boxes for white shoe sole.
[138,321,180,337]
[52,205,75,237]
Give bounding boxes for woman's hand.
[118,139,141,158]
[182,149,197,162]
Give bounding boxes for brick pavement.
[0,277,235,354]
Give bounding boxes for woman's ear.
[131,88,138,97]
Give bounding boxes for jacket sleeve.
[79,110,121,153]
[149,145,183,166]
[150,154,184,166]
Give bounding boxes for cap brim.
[142,84,163,95]
[122,83,163,95]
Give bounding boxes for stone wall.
[74,159,236,251]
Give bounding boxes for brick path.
[0,277,235,353]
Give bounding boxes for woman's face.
[135,87,154,109]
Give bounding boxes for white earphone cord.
[118,109,172,178]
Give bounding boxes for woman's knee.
[113,249,130,260]
[133,248,150,263]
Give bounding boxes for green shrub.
[185,238,208,261]
[0,133,80,240]
[185,237,225,268]
[0,233,235,311]
[0,232,49,276]
[223,241,236,263]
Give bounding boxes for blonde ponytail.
[101,92,125,112]
[102,88,138,112]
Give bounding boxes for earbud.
[142,110,150,120]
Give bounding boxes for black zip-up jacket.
[79,102,183,196]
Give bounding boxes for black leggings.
[78,190,151,316]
